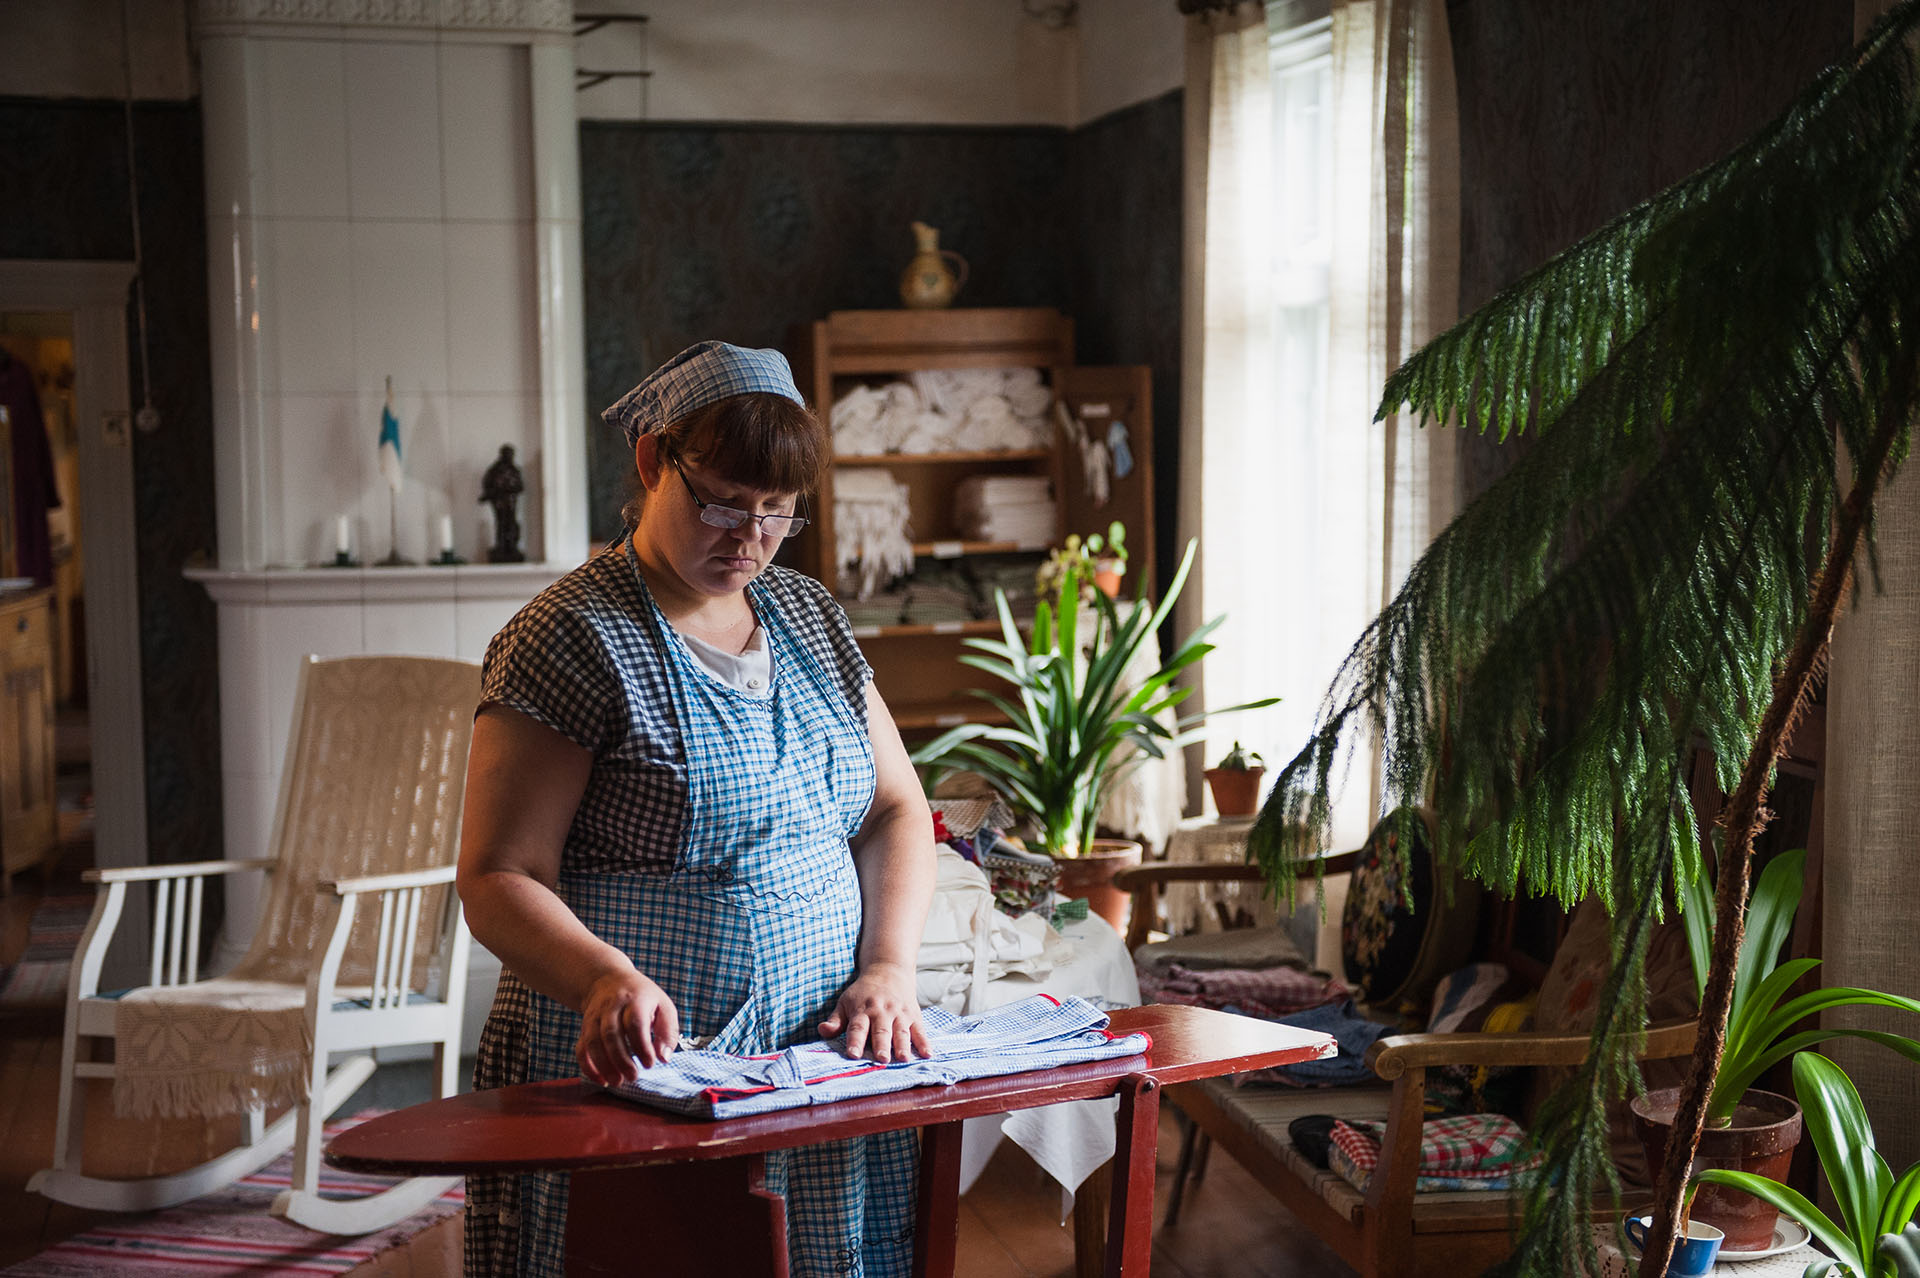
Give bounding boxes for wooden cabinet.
[0,587,56,892]
[786,308,1154,734]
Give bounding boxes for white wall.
[0,0,196,100]
[575,0,1181,127]
[1077,0,1185,124]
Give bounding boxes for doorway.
[0,314,93,894]
[0,261,151,982]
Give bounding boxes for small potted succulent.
[1204,741,1265,817]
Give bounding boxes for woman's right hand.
[577,968,681,1084]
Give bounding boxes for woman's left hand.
[819,960,932,1062]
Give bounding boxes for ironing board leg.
[913,1120,963,1278]
[1106,1074,1162,1278]
[566,1154,788,1277]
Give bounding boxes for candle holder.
[434,549,465,566]
[330,551,360,568]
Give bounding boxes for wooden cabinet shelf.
[835,449,1051,466]
[0,588,56,893]
[787,308,1153,738]
[889,699,1014,732]
[911,539,1047,559]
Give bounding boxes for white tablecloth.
[952,911,1141,1205]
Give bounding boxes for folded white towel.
[967,500,1057,545]
[955,475,1053,514]
[834,467,907,503]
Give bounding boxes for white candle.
[438,514,455,555]
[335,515,351,556]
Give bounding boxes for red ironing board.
[328,1003,1333,1277]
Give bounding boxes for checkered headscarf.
[601,341,805,447]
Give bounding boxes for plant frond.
[1254,7,1920,1271]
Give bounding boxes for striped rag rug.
[2,1114,462,1276]
[0,894,94,1008]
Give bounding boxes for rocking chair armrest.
[84,857,277,884]
[320,864,458,897]
[1366,1018,1699,1080]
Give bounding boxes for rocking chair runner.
[29,654,482,1235]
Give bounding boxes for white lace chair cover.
[114,656,479,1117]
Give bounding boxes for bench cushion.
[1188,1077,1524,1229]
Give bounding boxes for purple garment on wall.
[0,352,61,586]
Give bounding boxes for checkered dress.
[466,538,918,1278]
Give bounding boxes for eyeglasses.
[671,462,809,539]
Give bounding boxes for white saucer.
[1718,1216,1812,1261]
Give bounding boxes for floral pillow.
[1339,808,1482,1011]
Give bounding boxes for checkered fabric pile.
[1328,1113,1543,1193]
[1135,962,1350,1018]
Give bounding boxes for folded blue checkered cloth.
[603,994,1151,1119]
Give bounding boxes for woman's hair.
[621,392,827,528]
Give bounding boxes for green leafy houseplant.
[1693,1051,1920,1277]
[1680,848,1920,1127]
[912,539,1273,859]
[1246,7,1920,1274]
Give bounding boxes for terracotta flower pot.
[1629,1087,1804,1254]
[1204,767,1265,817]
[1093,559,1125,598]
[1050,838,1143,934]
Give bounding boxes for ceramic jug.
[899,221,968,309]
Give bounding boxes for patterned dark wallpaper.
[578,101,1186,592]
[0,97,222,876]
[580,120,1073,543]
[1066,90,1184,600]
[1445,0,1851,501]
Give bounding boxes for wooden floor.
[0,864,1353,1277]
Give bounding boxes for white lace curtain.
[1178,0,1459,848]
[1822,0,1920,1181]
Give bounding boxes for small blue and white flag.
[377,377,403,493]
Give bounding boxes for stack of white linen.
[953,474,1056,546]
[831,368,1054,456]
[916,847,1075,1015]
[833,468,915,600]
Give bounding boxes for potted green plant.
[1690,1051,1920,1276]
[1631,849,1920,1251]
[1203,742,1265,817]
[1036,521,1130,601]
[913,538,1273,930]
[1246,9,1920,1273]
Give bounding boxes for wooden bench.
[1115,859,1697,1278]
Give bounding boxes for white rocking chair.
[30,654,482,1235]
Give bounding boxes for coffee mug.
[1624,1214,1725,1276]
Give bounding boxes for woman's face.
[640,454,801,596]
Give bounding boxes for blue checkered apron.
[512,572,918,1278]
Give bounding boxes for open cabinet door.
[1053,364,1155,597]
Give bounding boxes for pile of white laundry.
[831,367,1055,456]
[833,468,915,600]
[953,474,1056,546]
[916,847,1076,1015]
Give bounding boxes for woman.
[457,341,935,1278]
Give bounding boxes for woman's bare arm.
[819,683,937,1061]
[458,706,679,1083]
